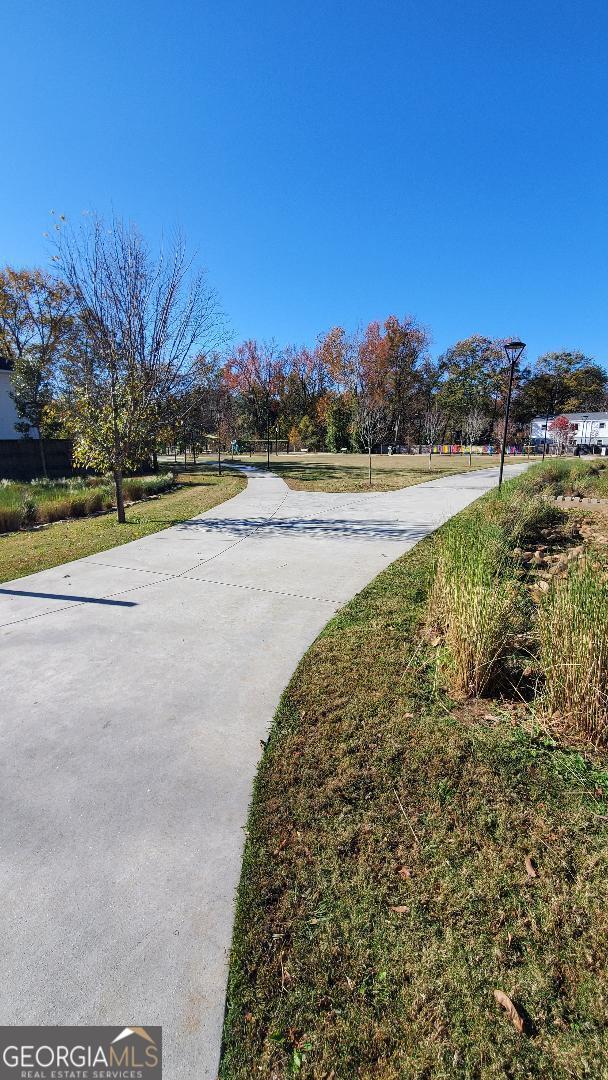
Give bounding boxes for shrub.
[21,495,39,527]
[429,511,525,697]
[141,472,174,496]
[539,556,608,743]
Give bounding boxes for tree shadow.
[0,588,137,607]
[177,517,432,542]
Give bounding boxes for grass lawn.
[221,481,608,1078]
[227,451,533,492]
[0,472,245,583]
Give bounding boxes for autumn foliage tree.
[548,414,573,454]
[224,340,285,465]
[56,215,222,521]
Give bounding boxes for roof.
[531,411,608,423]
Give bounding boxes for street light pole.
[498,339,526,488]
[580,414,589,456]
[542,398,554,461]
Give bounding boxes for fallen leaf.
[403,712,415,719]
[390,904,409,914]
[430,635,442,647]
[525,855,538,878]
[494,989,525,1033]
[397,866,412,879]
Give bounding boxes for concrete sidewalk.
[0,463,526,1078]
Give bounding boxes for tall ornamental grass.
[486,482,562,544]
[517,457,608,498]
[539,557,608,743]
[430,511,524,697]
[0,473,174,533]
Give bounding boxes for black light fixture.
[503,339,526,366]
[498,339,526,487]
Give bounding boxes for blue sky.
[2,0,607,367]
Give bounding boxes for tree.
[463,407,487,466]
[324,394,353,451]
[437,336,505,437]
[0,267,73,476]
[351,324,391,485]
[382,314,430,445]
[548,415,573,454]
[515,351,608,421]
[224,340,284,467]
[422,405,447,468]
[56,215,222,521]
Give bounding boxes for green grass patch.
[221,518,608,1078]
[0,472,245,583]
[226,452,532,492]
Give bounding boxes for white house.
[530,411,608,451]
[0,357,19,439]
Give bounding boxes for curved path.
[0,462,526,1078]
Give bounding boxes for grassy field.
[227,451,533,492]
[221,469,608,1079]
[0,472,245,583]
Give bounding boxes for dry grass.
[0,472,245,583]
[429,512,525,697]
[539,555,608,743]
[224,452,531,492]
[221,533,608,1079]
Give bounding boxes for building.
[0,355,74,479]
[0,356,19,438]
[530,411,608,452]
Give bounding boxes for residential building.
[530,411,608,451]
[0,357,19,439]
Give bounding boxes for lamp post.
[580,414,589,455]
[498,339,526,488]
[542,395,556,461]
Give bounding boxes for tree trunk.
[152,449,158,473]
[110,382,126,523]
[469,448,472,467]
[428,448,432,469]
[114,468,126,524]
[368,445,372,486]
